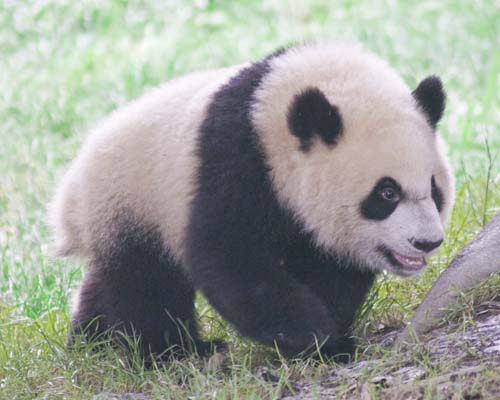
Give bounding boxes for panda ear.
[287,87,343,151]
[412,76,446,129]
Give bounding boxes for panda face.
[297,124,453,276]
[358,174,446,276]
[252,42,455,276]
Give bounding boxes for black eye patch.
[360,177,402,221]
[431,175,444,212]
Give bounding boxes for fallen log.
[398,212,500,342]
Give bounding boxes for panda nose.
[409,238,443,253]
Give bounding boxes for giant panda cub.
[49,42,454,361]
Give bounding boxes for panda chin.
[377,246,427,276]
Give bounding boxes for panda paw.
[279,334,355,363]
[317,336,356,364]
[194,339,227,357]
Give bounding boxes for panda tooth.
[393,252,425,268]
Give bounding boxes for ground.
[0,1,499,398]
[72,302,500,399]
[281,302,500,399]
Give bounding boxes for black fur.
[185,56,375,360]
[70,216,219,362]
[412,76,445,128]
[71,50,375,362]
[360,177,402,221]
[431,175,444,212]
[287,87,343,151]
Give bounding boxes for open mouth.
[378,246,426,273]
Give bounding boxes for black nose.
[410,238,443,252]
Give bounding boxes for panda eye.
[379,187,400,202]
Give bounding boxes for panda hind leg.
[68,221,221,362]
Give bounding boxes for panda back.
[49,64,245,262]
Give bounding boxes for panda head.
[252,43,455,277]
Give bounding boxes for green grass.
[0,0,499,398]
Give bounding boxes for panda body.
[51,64,246,262]
[50,42,454,360]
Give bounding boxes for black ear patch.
[287,87,343,151]
[412,76,446,129]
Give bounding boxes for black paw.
[276,332,355,363]
[317,336,355,364]
[67,318,112,350]
[194,339,227,357]
[284,335,355,362]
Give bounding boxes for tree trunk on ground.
[398,212,500,342]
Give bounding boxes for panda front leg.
[284,238,376,361]
[185,238,352,359]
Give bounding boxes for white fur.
[49,64,246,262]
[50,42,454,276]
